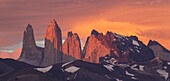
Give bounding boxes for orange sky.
[0,0,170,59]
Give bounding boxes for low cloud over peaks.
[136,28,170,49]
[136,28,170,40]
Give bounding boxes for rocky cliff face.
[83,30,155,63]
[83,30,110,63]
[148,40,170,61]
[62,32,82,62]
[41,19,62,66]
[17,19,158,67]
[18,24,44,66]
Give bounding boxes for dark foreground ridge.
[0,58,170,81]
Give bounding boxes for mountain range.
[0,19,170,81]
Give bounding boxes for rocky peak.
[106,31,112,35]
[83,30,155,63]
[25,24,33,32]
[148,40,160,47]
[130,36,138,41]
[105,31,115,42]
[68,31,73,37]
[91,29,99,36]
[83,30,110,63]
[148,40,170,61]
[148,40,169,52]
[18,24,44,66]
[23,24,36,49]
[72,33,80,40]
[62,31,82,62]
[42,19,62,66]
[45,19,61,42]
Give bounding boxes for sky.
[0,0,170,59]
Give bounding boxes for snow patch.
[108,58,118,64]
[123,51,126,55]
[114,34,122,38]
[65,66,80,73]
[136,50,140,53]
[122,42,125,45]
[61,68,64,72]
[62,61,73,67]
[167,62,170,65]
[139,65,144,71]
[129,48,134,52]
[157,69,168,79]
[117,64,129,67]
[66,77,70,80]
[105,75,111,79]
[131,77,137,80]
[132,40,139,46]
[73,74,77,79]
[164,66,167,69]
[125,37,129,40]
[114,33,124,39]
[126,71,134,76]
[116,78,123,81]
[131,64,138,70]
[134,46,139,49]
[35,66,53,73]
[103,65,114,71]
[131,64,137,67]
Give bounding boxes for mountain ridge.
[14,19,170,67]
[1,19,170,81]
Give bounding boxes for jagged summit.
[25,24,33,32]
[106,31,112,35]
[62,31,82,62]
[68,31,73,37]
[148,40,170,52]
[91,29,99,36]
[18,24,44,66]
[18,19,63,67]
[50,19,59,28]
[148,40,170,61]
[23,24,35,47]
[148,40,162,46]
[17,19,170,67]
[42,19,62,66]
[45,19,61,42]
[83,30,155,63]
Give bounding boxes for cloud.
[136,28,170,49]
[136,28,170,40]
[0,0,170,52]
[107,4,170,28]
[0,0,119,51]
[131,0,170,5]
[69,19,150,45]
[0,48,21,59]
